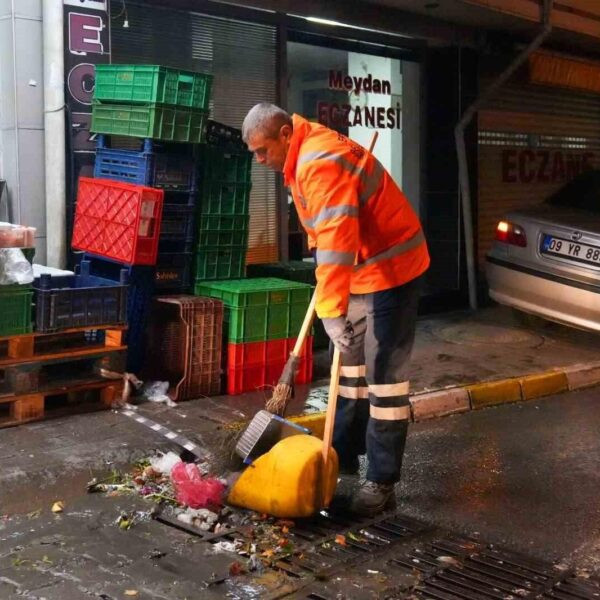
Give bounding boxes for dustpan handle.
[322,347,341,465]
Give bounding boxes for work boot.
[350,480,396,517]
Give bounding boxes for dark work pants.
[331,276,421,484]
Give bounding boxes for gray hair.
[242,103,292,142]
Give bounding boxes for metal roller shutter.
[478,70,600,268]
[109,0,279,263]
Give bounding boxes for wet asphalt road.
[3,387,600,598]
[397,386,600,565]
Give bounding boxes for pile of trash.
[87,451,224,510]
[87,450,304,575]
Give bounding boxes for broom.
[265,290,317,415]
[265,131,379,416]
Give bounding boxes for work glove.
[322,316,354,354]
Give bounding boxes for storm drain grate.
[543,577,600,600]
[273,513,431,578]
[299,532,600,600]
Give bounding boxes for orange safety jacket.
[283,114,430,318]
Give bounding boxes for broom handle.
[290,290,317,358]
[322,347,341,465]
[321,131,378,466]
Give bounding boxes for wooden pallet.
[0,377,123,428]
[0,325,126,366]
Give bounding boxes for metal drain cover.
[435,322,544,347]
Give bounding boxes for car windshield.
[545,169,600,213]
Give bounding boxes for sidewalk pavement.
[2,304,600,514]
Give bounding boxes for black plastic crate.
[205,119,247,152]
[160,204,196,244]
[33,260,128,333]
[155,252,192,291]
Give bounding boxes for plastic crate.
[72,177,163,266]
[200,145,252,184]
[80,254,155,372]
[199,181,251,215]
[194,278,312,343]
[33,260,128,333]
[91,102,208,143]
[197,229,249,248]
[197,214,249,248]
[244,262,329,347]
[247,261,316,285]
[205,120,247,152]
[194,248,246,281]
[0,284,33,337]
[160,204,196,243]
[155,252,192,290]
[226,336,313,395]
[95,65,213,110]
[146,295,223,400]
[94,136,198,192]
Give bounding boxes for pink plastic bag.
[171,462,225,509]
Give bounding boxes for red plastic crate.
[226,336,313,395]
[72,177,164,265]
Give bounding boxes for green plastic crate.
[198,214,249,232]
[91,102,208,142]
[94,64,213,110]
[200,145,252,184]
[244,263,329,347]
[197,229,249,248]
[247,261,316,285]
[194,277,312,343]
[194,248,246,281]
[197,214,249,248]
[199,181,251,215]
[0,284,33,337]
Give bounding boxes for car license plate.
[541,234,600,265]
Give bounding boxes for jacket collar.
[283,114,311,186]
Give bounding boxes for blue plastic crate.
[94,135,198,192]
[80,254,155,373]
[33,260,128,333]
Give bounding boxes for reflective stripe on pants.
[331,275,421,484]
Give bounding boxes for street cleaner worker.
[242,103,430,516]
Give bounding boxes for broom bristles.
[265,354,301,415]
[265,383,293,415]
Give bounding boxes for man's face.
[247,124,292,172]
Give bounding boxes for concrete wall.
[0,0,46,263]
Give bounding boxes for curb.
[289,361,600,433]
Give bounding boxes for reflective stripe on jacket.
[283,114,430,318]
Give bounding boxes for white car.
[486,170,600,332]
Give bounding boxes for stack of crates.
[71,177,163,372]
[194,278,313,395]
[195,121,253,283]
[94,135,199,292]
[85,64,213,372]
[146,295,223,400]
[92,65,212,143]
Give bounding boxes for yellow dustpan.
[227,348,342,518]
